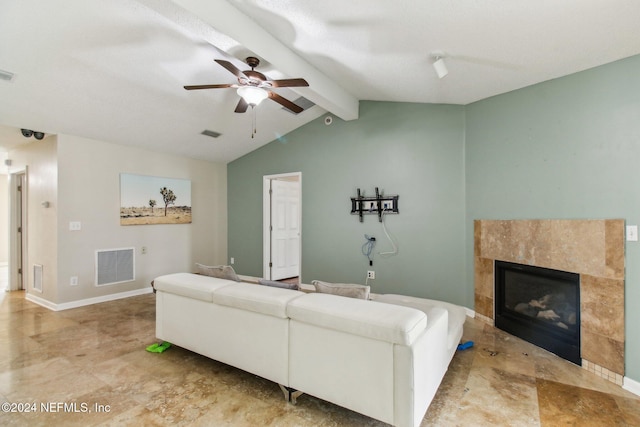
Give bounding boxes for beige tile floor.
[0,288,638,426]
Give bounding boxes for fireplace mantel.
[474,219,625,384]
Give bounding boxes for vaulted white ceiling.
[1,0,639,163]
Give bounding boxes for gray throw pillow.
[311,280,370,299]
[195,263,241,282]
[258,279,299,291]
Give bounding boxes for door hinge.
[269,262,273,268]
[17,226,22,233]
[18,268,22,274]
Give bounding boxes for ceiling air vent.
[0,69,15,82]
[201,129,222,138]
[282,97,315,114]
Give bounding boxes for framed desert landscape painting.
[120,173,192,225]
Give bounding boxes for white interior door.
[270,179,300,280]
[9,170,27,291]
[264,174,301,281]
[16,173,24,290]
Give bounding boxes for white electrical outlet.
[69,221,81,231]
[70,276,78,286]
[230,257,235,264]
[367,270,375,279]
[627,225,638,242]
[141,246,147,254]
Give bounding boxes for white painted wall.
[7,136,59,302]
[0,173,8,263]
[7,133,227,306]
[55,134,227,305]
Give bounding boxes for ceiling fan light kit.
[237,86,268,106]
[184,56,310,137]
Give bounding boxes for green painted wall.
[229,54,640,383]
[228,101,467,302]
[465,55,640,381]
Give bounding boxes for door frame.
[263,172,301,281]
[8,167,27,292]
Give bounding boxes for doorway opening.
[263,172,301,283]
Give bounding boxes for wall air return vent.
[95,248,135,286]
[33,264,43,292]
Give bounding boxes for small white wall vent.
[95,248,135,286]
[33,264,43,292]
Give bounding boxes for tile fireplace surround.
[474,219,625,385]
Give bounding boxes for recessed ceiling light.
[0,69,15,82]
[201,129,222,138]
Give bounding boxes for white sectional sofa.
[153,273,466,427]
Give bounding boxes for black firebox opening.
[495,261,581,365]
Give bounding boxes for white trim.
[24,292,57,310]
[464,307,476,318]
[25,287,153,311]
[262,177,271,279]
[623,376,640,397]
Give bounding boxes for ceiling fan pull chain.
[252,107,256,138]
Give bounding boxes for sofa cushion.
[195,263,241,281]
[311,280,370,299]
[212,282,305,318]
[372,294,467,350]
[153,273,235,302]
[287,293,427,345]
[258,279,299,291]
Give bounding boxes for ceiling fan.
[184,56,309,114]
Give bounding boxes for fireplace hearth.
[495,261,580,365]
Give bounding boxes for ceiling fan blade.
[184,83,236,90]
[267,91,303,114]
[234,98,249,113]
[214,59,245,79]
[269,78,309,88]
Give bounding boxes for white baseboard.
[25,293,58,310]
[623,376,640,397]
[464,307,476,318]
[26,287,153,311]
